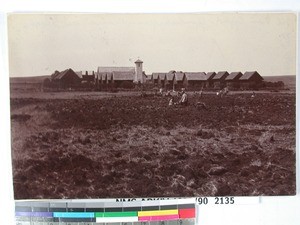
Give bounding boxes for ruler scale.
[15,199,196,225]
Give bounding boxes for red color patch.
[179,208,195,219]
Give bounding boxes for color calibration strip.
[15,200,196,224]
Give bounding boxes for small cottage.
[165,71,176,90]
[174,72,185,89]
[82,71,96,84]
[206,72,216,88]
[212,71,229,89]
[239,71,264,89]
[225,72,243,89]
[51,68,81,88]
[184,72,207,89]
[152,73,165,87]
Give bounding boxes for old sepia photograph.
[8,13,296,199]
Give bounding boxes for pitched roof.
[226,72,243,81]
[55,69,69,79]
[213,71,229,80]
[51,70,61,79]
[206,72,216,80]
[152,73,166,80]
[174,72,184,81]
[112,71,135,81]
[53,69,79,80]
[145,75,152,80]
[239,71,263,80]
[185,72,207,81]
[135,59,143,63]
[75,71,83,78]
[97,67,135,73]
[159,73,166,80]
[166,72,175,81]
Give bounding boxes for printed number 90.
[197,197,208,205]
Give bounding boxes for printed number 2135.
[215,197,234,204]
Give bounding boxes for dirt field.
[10,91,296,199]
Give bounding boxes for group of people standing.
[168,88,188,106]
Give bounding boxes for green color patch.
[95,211,138,218]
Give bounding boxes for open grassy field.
[10,91,296,199]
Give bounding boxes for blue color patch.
[53,212,94,218]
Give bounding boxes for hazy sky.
[8,13,296,77]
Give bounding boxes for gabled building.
[145,74,152,83]
[165,71,176,90]
[97,67,135,74]
[174,72,185,89]
[152,73,165,87]
[226,72,243,88]
[51,70,61,80]
[98,72,113,89]
[82,71,96,84]
[50,68,81,88]
[212,71,229,88]
[206,72,216,88]
[239,71,264,89]
[112,71,135,88]
[97,72,106,85]
[76,71,96,86]
[96,59,146,85]
[183,72,207,89]
[159,73,167,88]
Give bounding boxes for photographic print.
[8,13,296,199]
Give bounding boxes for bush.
[262,81,285,90]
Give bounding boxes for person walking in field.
[178,90,188,106]
[159,87,163,96]
[168,96,174,106]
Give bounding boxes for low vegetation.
[10,92,296,198]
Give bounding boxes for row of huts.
[148,71,263,89]
[47,68,263,90]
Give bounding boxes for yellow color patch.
[138,209,178,217]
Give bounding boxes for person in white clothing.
[179,91,188,106]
